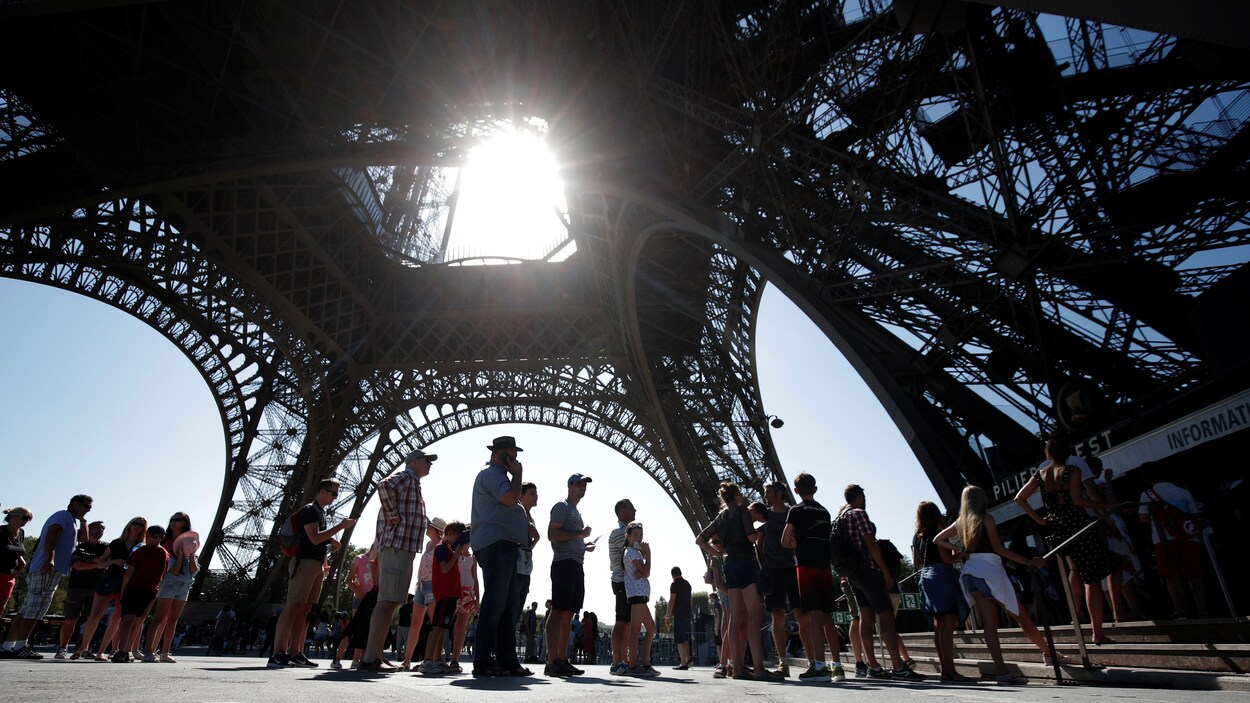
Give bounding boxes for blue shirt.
[28,509,78,576]
[470,462,529,551]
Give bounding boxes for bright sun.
[445,128,571,263]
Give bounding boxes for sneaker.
[830,663,846,682]
[798,664,831,683]
[625,666,646,676]
[16,647,45,660]
[855,661,867,678]
[673,662,690,670]
[330,659,342,669]
[357,658,386,671]
[350,660,360,669]
[544,661,567,677]
[867,666,890,679]
[110,651,131,663]
[563,660,584,675]
[266,653,291,669]
[142,652,157,663]
[641,665,659,677]
[55,648,68,660]
[891,666,926,682]
[611,661,630,676]
[904,658,917,670]
[289,652,318,668]
[996,672,1028,686]
[713,664,727,679]
[160,654,177,663]
[419,660,445,676]
[774,661,790,678]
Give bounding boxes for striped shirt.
[375,467,427,554]
[608,520,627,583]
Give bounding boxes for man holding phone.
[358,448,435,671]
[545,473,594,677]
[471,436,531,677]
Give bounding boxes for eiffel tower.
[2,2,1247,601]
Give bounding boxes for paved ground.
[4,654,1247,703]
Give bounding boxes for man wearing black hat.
[544,473,594,676]
[470,436,530,677]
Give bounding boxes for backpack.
[1145,488,1204,540]
[877,538,904,580]
[278,508,304,558]
[829,511,863,576]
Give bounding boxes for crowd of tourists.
[0,433,1219,686]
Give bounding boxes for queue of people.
[0,496,200,663]
[0,432,1223,687]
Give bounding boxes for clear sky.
[0,278,937,618]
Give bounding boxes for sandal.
[506,666,533,676]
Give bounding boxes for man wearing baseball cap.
[359,448,436,670]
[545,473,594,676]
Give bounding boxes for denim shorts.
[413,579,435,606]
[961,573,994,599]
[157,573,194,601]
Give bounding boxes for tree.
[653,596,668,633]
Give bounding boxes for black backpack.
[878,538,903,579]
[829,511,864,577]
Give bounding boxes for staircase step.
[900,641,1249,673]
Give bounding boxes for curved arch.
[573,181,1030,509]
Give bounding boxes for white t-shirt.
[1138,482,1199,545]
[623,545,650,600]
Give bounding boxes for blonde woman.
[933,487,1066,685]
[78,516,147,660]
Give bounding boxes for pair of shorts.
[63,586,95,619]
[430,596,458,629]
[413,579,435,606]
[612,580,631,622]
[120,586,156,617]
[377,547,416,602]
[841,579,859,619]
[627,595,649,605]
[18,571,61,620]
[287,558,325,605]
[847,567,892,613]
[672,614,690,643]
[1155,540,1201,579]
[550,558,585,612]
[761,566,802,611]
[158,572,194,601]
[961,573,994,600]
[796,565,837,612]
[0,573,14,609]
[95,572,123,596]
[722,558,760,589]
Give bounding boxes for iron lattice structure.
[1,1,1247,600]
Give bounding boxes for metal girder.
[2,1,1249,601]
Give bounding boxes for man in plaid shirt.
[359,448,436,670]
[842,484,923,681]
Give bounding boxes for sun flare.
[446,128,570,263]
